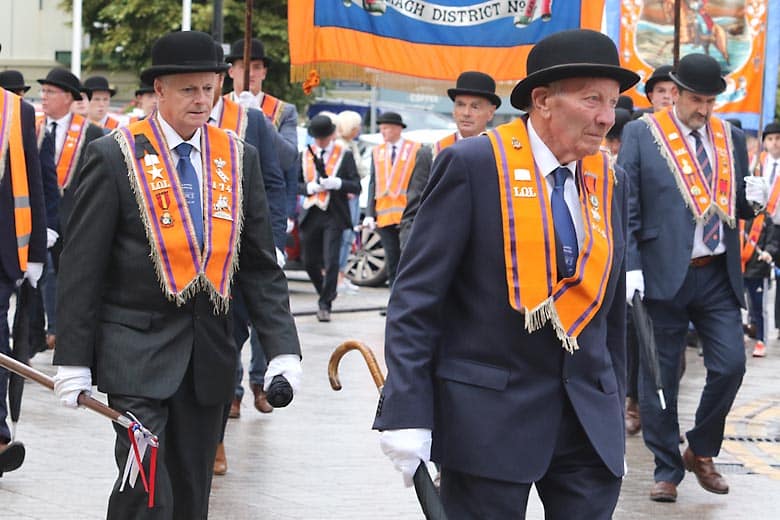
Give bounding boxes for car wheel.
[345,227,387,287]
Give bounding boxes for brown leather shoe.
[625,397,641,435]
[683,447,729,494]
[250,383,273,414]
[649,481,677,502]
[228,397,241,419]
[213,442,227,476]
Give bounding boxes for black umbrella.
[631,292,666,410]
[9,281,35,426]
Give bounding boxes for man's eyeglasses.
[40,88,66,96]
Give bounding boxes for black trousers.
[107,364,223,519]
[377,224,401,287]
[300,209,344,311]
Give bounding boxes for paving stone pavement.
[2,274,780,518]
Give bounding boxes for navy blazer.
[0,99,47,280]
[39,130,60,233]
[245,107,287,250]
[373,134,628,483]
[619,118,753,303]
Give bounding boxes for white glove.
[24,262,44,288]
[46,228,59,248]
[264,354,302,394]
[53,366,92,408]
[758,250,773,263]
[286,218,295,234]
[275,247,286,268]
[362,216,376,231]
[320,176,342,191]
[306,181,325,195]
[236,90,260,110]
[380,428,432,487]
[626,269,645,305]
[745,176,769,207]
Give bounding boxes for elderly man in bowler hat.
[51,30,302,518]
[400,71,500,248]
[374,29,638,518]
[363,111,421,288]
[298,114,361,322]
[619,53,767,502]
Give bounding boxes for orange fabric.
[103,116,120,130]
[373,140,421,227]
[116,118,242,307]
[432,133,458,162]
[644,109,735,226]
[1,89,31,271]
[740,215,764,272]
[260,94,285,129]
[302,143,346,211]
[216,97,248,140]
[490,118,615,352]
[56,113,88,189]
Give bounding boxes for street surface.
[2,272,780,518]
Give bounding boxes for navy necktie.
[691,130,719,252]
[391,144,397,165]
[174,142,203,248]
[550,167,578,277]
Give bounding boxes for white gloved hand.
[264,354,302,394]
[46,228,59,248]
[275,247,286,268]
[626,269,645,305]
[320,176,342,191]
[745,176,769,207]
[380,428,432,487]
[53,366,92,408]
[236,90,260,110]
[286,218,295,234]
[362,216,376,231]
[24,262,44,288]
[758,250,773,264]
[306,181,325,195]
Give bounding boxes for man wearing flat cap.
[400,71,499,249]
[297,114,361,322]
[362,111,421,288]
[619,53,765,502]
[51,30,301,518]
[374,29,637,517]
[82,75,121,130]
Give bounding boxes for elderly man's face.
[532,77,620,164]
[155,72,216,139]
[379,123,403,144]
[40,85,73,119]
[452,94,496,138]
[675,89,717,130]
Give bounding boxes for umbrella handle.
[328,340,385,392]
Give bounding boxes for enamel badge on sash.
[212,156,233,220]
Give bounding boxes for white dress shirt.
[47,113,72,160]
[157,113,204,211]
[673,108,726,258]
[527,119,584,248]
[765,154,780,223]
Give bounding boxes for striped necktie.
[691,130,720,252]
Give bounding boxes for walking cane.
[329,340,447,520]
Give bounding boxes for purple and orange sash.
[489,119,615,353]
[103,116,121,130]
[302,143,345,211]
[34,113,47,148]
[373,140,421,227]
[56,113,89,190]
[115,117,243,310]
[740,215,764,271]
[0,89,31,271]
[260,93,286,129]
[643,109,736,227]
[432,133,458,162]
[216,97,248,140]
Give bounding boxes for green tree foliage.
[59,0,305,108]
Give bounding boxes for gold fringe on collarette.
[642,114,736,229]
[114,130,245,313]
[524,297,580,354]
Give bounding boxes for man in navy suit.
[0,87,47,477]
[619,53,765,502]
[374,30,638,518]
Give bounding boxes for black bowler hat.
[37,68,82,100]
[510,29,639,110]
[225,38,272,67]
[644,64,673,100]
[82,75,117,99]
[134,82,155,96]
[607,108,632,140]
[447,71,501,108]
[308,114,336,138]
[140,31,230,84]
[376,111,406,128]
[763,122,780,140]
[616,95,634,113]
[0,70,30,93]
[669,53,726,96]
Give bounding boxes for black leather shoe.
[0,441,26,473]
[317,309,331,322]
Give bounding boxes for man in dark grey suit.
[52,31,301,519]
[619,53,766,502]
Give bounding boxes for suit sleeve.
[366,159,376,218]
[270,105,299,171]
[606,166,629,405]
[337,150,361,195]
[236,144,301,361]
[21,101,47,264]
[39,131,60,233]
[731,127,754,221]
[399,146,432,249]
[617,120,643,272]
[249,109,287,250]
